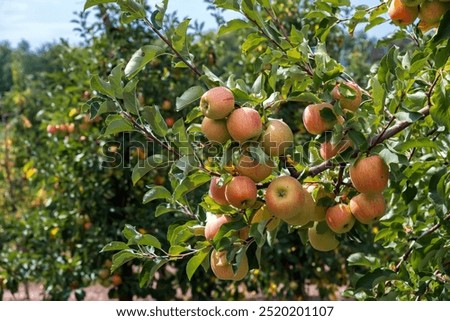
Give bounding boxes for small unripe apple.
[205,214,232,240]
[266,176,310,221]
[350,193,386,224]
[302,103,336,135]
[325,204,355,234]
[225,176,257,209]
[388,0,419,26]
[261,119,293,156]
[201,117,231,144]
[349,155,389,194]
[283,191,315,226]
[236,154,273,183]
[161,99,172,110]
[331,81,362,112]
[226,107,263,143]
[210,249,249,281]
[308,221,339,252]
[200,87,235,119]
[419,0,450,23]
[209,176,229,206]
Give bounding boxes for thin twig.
[394,213,450,273]
[143,17,202,77]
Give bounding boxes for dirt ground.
[2,282,347,301]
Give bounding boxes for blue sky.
[0,0,393,49]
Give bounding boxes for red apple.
[225,176,257,209]
[349,193,386,224]
[349,155,389,194]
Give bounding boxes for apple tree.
[82,0,450,300]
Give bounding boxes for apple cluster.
[388,0,450,32]
[46,123,75,135]
[200,84,390,280]
[303,81,360,160]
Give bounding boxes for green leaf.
[103,118,135,136]
[111,249,139,272]
[172,118,193,154]
[176,86,204,111]
[186,248,211,280]
[84,0,115,10]
[218,19,253,36]
[100,241,129,253]
[91,75,114,97]
[348,129,367,149]
[139,259,169,287]
[213,0,240,11]
[347,253,379,268]
[432,11,450,43]
[132,154,168,185]
[430,76,450,130]
[173,171,211,201]
[172,19,191,54]
[122,224,140,241]
[155,203,179,217]
[124,45,165,79]
[287,92,321,103]
[142,105,168,137]
[123,78,139,114]
[395,138,441,153]
[143,186,172,204]
[152,0,168,29]
[355,268,397,290]
[85,98,116,119]
[319,106,337,122]
[128,234,162,249]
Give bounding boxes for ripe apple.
[209,176,229,206]
[401,0,424,5]
[302,103,337,135]
[418,19,439,32]
[266,176,310,221]
[331,81,362,112]
[388,0,419,26]
[261,119,294,156]
[349,155,389,194]
[200,86,235,119]
[305,183,334,222]
[201,117,231,144]
[225,176,257,209]
[226,107,263,143]
[165,117,175,127]
[308,221,340,252]
[210,249,249,281]
[236,154,274,183]
[111,274,122,286]
[319,139,352,160]
[204,214,232,240]
[46,124,57,134]
[350,193,386,224]
[325,204,355,234]
[419,0,450,23]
